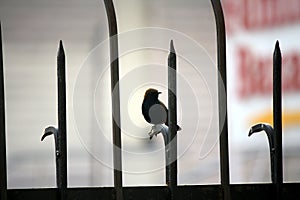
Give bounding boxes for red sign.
[237,47,300,98]
[224,0,300,34]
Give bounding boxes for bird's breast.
[148,103,167,124]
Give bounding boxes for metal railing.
[248,41,283,200]
[0,0,299,200]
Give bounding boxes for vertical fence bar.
[165,135,171,192]
[103,1,123,200]
[167,40,178,200]
[57,40,67,200]
[210,1,231,199]
[0,22,7,200]
[273,40,283,200]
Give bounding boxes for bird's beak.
[158,92,162,94]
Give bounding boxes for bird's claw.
[148,124,170,145]
[148,124,164,140]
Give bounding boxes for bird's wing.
[159,101,168,124]
[162,101,181,131]
[142,101,151,123]
[159,101,168,113]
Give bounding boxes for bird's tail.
[177,125,182,131]
[165,122,181,131]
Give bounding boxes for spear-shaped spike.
[56,39,67,199]
[170,39,175,54]
[42,40,67,200]
[58,40,65,57]
[167,39,178,199]
[273,40,283,199]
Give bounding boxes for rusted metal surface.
[0,21,8,200]
[210,0,230,199]
[102,0,123,200]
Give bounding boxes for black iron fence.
[0,0,300,199]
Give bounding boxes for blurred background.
[0,0,299,189]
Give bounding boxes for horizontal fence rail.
[5,184,300,200]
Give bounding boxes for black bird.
[142,88,181,131]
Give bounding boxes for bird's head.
[144,88,161,99]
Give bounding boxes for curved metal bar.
[249,123,276,183]
[42,126,66,199]
[249,123,275,152]
[42,126,60,156]
[210,1,230,199]
[102,1,123,200]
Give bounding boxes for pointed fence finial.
[58,40,65,58]
[273,40,281,62]
[170,39,175,54]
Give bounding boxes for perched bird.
[142,88,181,133]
